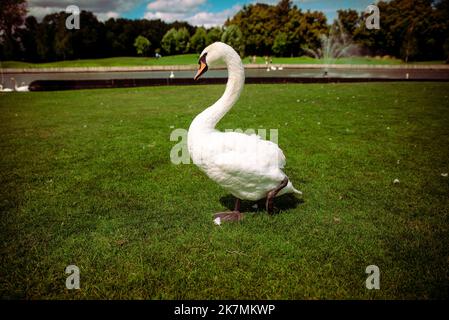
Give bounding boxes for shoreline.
[2,63,449,74]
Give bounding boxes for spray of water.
[303,20,359,75]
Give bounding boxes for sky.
[27,0,379,27]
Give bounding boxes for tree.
[161,28,178,55]
[190,27,207,53]
[337,9,360,36]
[353,0,449,61]
[221,25,244,56]
[54,20,74,60]
[206,27,223,45]
[161,27,190,54]
[400,23,418,62]
[226,4,276,55]
[6,0,449,62]
[226,1,327,56]
[71,11,106,59]
[134,35,151,56]
[19,16,39,61]
[175,27,190,53]
[0,0,27,59]
[272,32,288,56]
[0,0,27,37]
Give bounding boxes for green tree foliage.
[272,32,289,56]
[226,0,328,56]
[353,0,449,61]
[190,27,207,53]
[206,27,223,46]
[337,9,360,36]
[134,35,151,56]
[0,0,27,59]
[161,28,178,55]
[2,0,449,62]
[54,15,74,60]
[161,27,190,55]
[221,25,244,56]
[13,16,38,62]
[175,27,190,53]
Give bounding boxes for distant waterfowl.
[11,78,29,92]
[170,71,175,79]
[0,84,13,92]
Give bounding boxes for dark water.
[1,67,448,88]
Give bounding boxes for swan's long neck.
[191,50,245,132]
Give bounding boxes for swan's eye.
[198,52,207,64]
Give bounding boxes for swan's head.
[194,42,237,80]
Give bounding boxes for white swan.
[0,84,13,92]
[188,42,302,222]
[169,71,175,79]
[11,78,29,92]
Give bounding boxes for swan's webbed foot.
[213,211,243,222]
[213,198,243,223]
[266,177,288,214]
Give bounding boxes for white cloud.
[147,0,206,13]
[96,11,120,22]
[143,11,187,22]
[27,6,61,19]
[187,6,242,27]
[27,0,141,20]
[144,0,240,27]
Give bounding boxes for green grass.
[2,55,444,68]
[0,54,199,68]
[1,82,448,299]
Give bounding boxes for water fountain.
[303,20,360,77]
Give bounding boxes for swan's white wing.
[212,131,285,167]
[202,132,287,197]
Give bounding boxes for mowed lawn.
[0,82,448,299]
[3,54,441,69]
[0,54,199,69]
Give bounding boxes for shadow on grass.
[219,193,304,214]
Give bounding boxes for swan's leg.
[234,198,241,211]
[213,198,243,222]
[266,177,288,214]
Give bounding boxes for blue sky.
[28,1,378,26]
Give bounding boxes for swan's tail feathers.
[282,179,302,196]
[292,187,303,195]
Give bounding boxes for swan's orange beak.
[194,54,208,80]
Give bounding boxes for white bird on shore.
[270,65,277,71]
[11,78,29,92]
[188,42,302,223]
[169,71,175,79]
[0,84,13,92]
